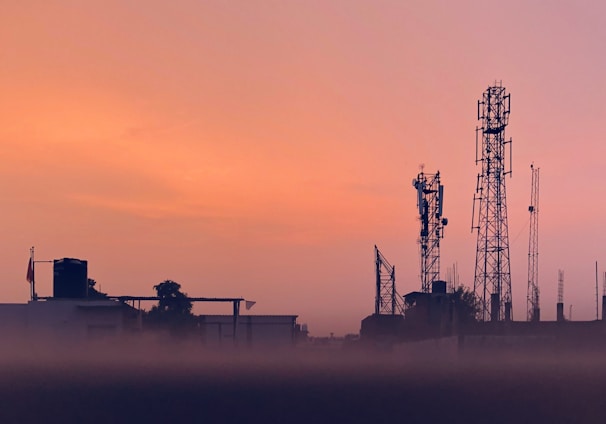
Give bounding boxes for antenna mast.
[472,82,513,321]
[413,170,448,293]
[596,262,599,320]
[527,164,540,321]
[557,270,565,321]
[374,245,403,315]
[446,262,459,293]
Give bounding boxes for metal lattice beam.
[413,171,447,293]
[374,245,403,315]
[472,83,513,322]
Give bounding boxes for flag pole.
[32,246,37,301]
[30,254,52,301]
[31,246,36,301]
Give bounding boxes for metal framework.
[527,164,540,321]
[557,269,565,321]
[374,245,403,315]
[413,170,447,293]
[472,83,513,321]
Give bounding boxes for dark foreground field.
[0,345,605,423]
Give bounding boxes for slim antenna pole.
[569,305,572,321]
[596,261,599,320]
[527,164,540,321]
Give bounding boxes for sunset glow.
[2,1,606,335]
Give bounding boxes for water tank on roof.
[53,258,88,298]
[431,280,447,294]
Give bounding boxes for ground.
[0,344,604,423]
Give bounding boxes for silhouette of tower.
[527,164,540,321]
[557,270,564,321]
[413,170,447,293]
[374,245,403,315]
[472,83,513,321]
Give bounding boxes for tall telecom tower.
[374,245,403,315]
[413,170,448,293]
[527,164,540,321]
[472,83,513,321]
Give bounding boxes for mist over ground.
[1,338,605,423]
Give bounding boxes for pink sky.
[1,1,605,335]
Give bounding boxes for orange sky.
[1,1,606,335]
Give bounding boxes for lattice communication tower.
[472,83,513,321]
[558,270,564,303]
[527,164,540,321]
[374,245,403,315]
[413,171,448,293]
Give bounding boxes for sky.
[1,1,606,336]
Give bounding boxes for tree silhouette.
[87,278,108,299]
[147,280,194,334]
[452,285,479,325]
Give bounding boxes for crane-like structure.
[472,83,513,321]
[374,245,403,315]
[413,170,447,293]
[527,164,540,321]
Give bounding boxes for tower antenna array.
[374,245,403,315]
[471,82,513,321]
[527,164,540,321]
[413,171,448,293]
